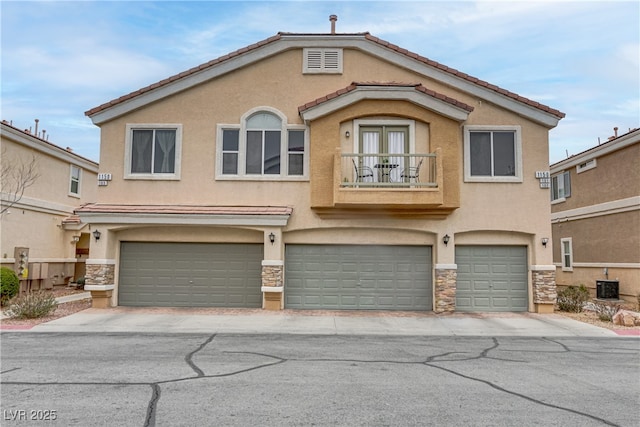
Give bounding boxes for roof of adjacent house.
[85,32,565,122]
[550,127,640,171]
[1,120,99,169]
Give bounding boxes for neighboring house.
[1,121,99,290]
[550,128,640,303]
[80,20,564,312]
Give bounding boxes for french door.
[359,126,409,182]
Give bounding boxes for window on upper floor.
[217,108,307,180]
[464,126,522,183]
[561,237,573,271]
[124,124,182,180]
[303,48,343,74]
[551,171,571,202]
[69,165,81,197]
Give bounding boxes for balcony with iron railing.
[331,148,445,210]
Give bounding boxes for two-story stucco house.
[551,127,640,303]
[1,120,98,290]
[80,22,564,312]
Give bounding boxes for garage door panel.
[119,242,262,308]
[456,245,528,312]
[285,245,432,311]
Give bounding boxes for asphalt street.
[1,333,638,426]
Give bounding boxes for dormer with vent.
[303,48,342,74]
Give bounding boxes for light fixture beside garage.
[443,234,450,246]
[93,229,101,241]
[269,232,276,244]
[541,237,549,248]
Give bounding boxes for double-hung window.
[464,126,522,182]
[551,171,571,202]
[125,124,182,180]
[217,108,307,180]
[561,237,573,271]
[69,165,81,197]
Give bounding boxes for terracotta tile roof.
[85,32,564,119]
[298,82,475,114]
[61,215,81,224]
[75,203,293,216]
[362,34,565,119]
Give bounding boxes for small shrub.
[1,267,20,306]
[637,292,640,311]
[76,276,85,290]
[593,301,621,322]
[557,284,590,312]
[4,291,58,319]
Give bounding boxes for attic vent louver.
[303,48,342,74]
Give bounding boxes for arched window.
[246,112,282,175]
[218,108,307,180]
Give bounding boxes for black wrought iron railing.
[340,153,437,188]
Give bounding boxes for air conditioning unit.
[596,280,619,299]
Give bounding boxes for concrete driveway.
[26,307,620,336]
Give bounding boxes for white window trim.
[352,119,416,154]
[215,106,309,181]
[463,125,523,183]
[302,48,343,74]
[551,171,570,202]
[576,158,597,173]
[124,123,182,180]
[68,164,81,198]
[560,237,573,272]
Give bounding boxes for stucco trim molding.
[551,196,640,223]
[261,286,284,293]
[554,262,640,269]
[262,260,284,266]
[1,193,76,216]
[86,259,117,265]
[435,264,457,270]
[85,284,115,291]
[530,265,556,271]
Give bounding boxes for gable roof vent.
[303,48,343,74]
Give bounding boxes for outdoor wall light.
[541,237,549,248]
[345,131,350,138]
[269,232,276,245]
[93,229,101,241]
[72,235,80,243]
[443,234,450,246]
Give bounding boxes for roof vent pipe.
[34,119,39,137]
[330,15,337,34]
[613,127,618,138]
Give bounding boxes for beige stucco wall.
[552,143,640,212]
[89,44,558,311]
[1,128,98,285]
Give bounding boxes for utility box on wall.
[596,280,619,299]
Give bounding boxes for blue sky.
[2,0,638,163]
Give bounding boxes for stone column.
[85,260,116,308]
[261,260,284,310]
[434,265,457,313]
[532,266,557,313]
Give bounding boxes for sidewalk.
[27,306,620,336]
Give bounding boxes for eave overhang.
[86,33,564,128]
[298,83,474,123]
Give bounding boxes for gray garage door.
[455,246,528,312]
[118,242,263,307]
[285,245,432,310]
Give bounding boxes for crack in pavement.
[0,336,630,426]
